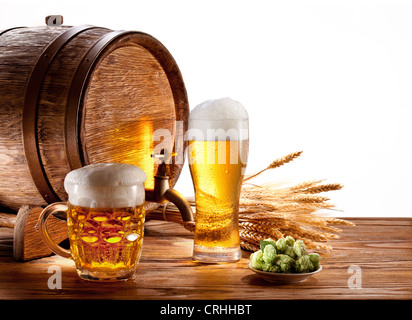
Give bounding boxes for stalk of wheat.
[146,151,353,255]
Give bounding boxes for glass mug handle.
[38,202,72,259]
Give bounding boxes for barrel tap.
[148,149,194,222]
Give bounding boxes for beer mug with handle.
[187,98,249,263]
[38,163,147,281]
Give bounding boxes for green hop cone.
[276,238,287,253]
[260,238,277,251]
[283,245,297,259]
[268,264,281,273]
[261,262,275,272]
[293,239,306,258]
[263,244,277,264]
[308,253,321,270]
[285,236,295,246]
[295,255,314,273]
[275,254,295,273]
[250,250,265,270]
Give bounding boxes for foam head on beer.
[64,163,147,208]
[189,97,248,120]
[187,97,249,141]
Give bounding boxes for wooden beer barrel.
[0,23,189,212]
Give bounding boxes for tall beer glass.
[187,98,248,263]
[39,163,147,281]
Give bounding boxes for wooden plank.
[0,218,411,299]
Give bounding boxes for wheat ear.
[243,151,303,182]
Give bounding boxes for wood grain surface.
[0,218,411,300]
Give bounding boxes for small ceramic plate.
[248,263,322,284]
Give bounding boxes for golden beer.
[189,140,247,252]
[38,163,147,281]
[187,97,249,263]
[67,204,145,280]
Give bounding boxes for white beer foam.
[64,163,146,208]
[187,97,249,141]
[189,97,248,120]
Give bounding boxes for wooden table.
[0,218,411,300]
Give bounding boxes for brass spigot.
[147,149,194,222]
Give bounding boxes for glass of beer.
[187,98,249,263]
[38,163,147,281]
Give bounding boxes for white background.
[1,0,412,217]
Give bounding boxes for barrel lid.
[66,31,189,206]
